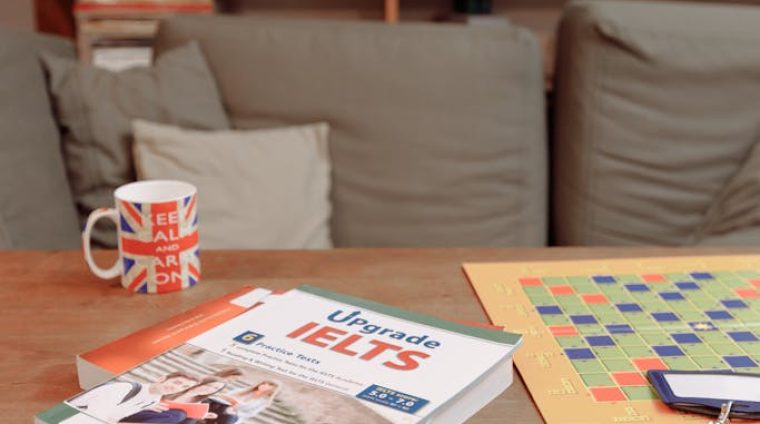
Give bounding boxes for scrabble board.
[463,256,760,424]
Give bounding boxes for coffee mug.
[83,180,201,294]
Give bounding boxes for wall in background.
[0,0,35,30]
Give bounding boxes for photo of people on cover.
[67,344,392,424]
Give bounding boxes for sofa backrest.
[0,28,80,249]
[154,16,547,247]
[553,0,760,246]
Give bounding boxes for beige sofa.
[2,0,759,249]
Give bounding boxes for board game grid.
[520,270,760,402]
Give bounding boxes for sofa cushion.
[133,120,333,249]
[154,16,547,247]
[42,41,230,247]
[0,28,80,249]
[553,0,760,245]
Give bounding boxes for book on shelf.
[39,285,522,424]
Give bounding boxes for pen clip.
[708,401,733,424]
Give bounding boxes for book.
[77,286,274,389]
[39,285,521,423]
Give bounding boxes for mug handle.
[83,208,121,279]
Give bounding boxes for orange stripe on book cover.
[80,286,257,374]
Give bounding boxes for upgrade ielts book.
[37,285,522,424]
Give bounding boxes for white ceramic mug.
[83,180,201,294]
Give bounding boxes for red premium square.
[632,357,667,372]
[520,277,542,286]
[549,325,578,336]
[550,285,574,296]
[642,274,666,283]
[612,372,647,386]
[590,387,626,402]
[750,279,760,288]
[737,288,760,299]
[582,294,609,304]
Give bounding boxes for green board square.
[613,334,644,346]
[658,323,690,333]
[740,342,760,355]
[571,359,606,373]
[592,346,625,359]
[713,271,737,279]
[589,304,618,315]
[737,270,760,278]
[523,286,549,296]
[601,358,636,372]
[577,324,607,335]
[691,298,721,310]
[615,274,641,283]
[542,277,567,286]
[700,332,732,344]
[622,386,658,400]
[682,291,710,301]
[640,332,673,345]
[679,311,709,321]
[580,373,615,387]
[665,273,691,281]
[526,295,557,306]
[692,356,728,370]
[630,321,660,332]
[662,356,698,370]
[719,279,748,289]
[709,344,744,356]
[681,343,715,356]
[622,345,654,357]
[567,276,592,285]
[668,302,697,313]
[573,285,600,294]
[604,292,632,303]
[541,315,571,325]
[625,313,652,323]
[732,309,760,322]
[556,296,584,306]
[555,335,587,348]
[563,304,591,315]
[703,286,735,297]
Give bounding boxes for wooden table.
[4,247,756,422]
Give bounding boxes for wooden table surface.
[4,247,757,423]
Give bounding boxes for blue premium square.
[616,303,643,313]
[593,275,616,284]
[724,356,758,368]
[570,315,598,325]
[652,312,680,322]
[233,331,264,345]
[625,284,650,292]
[671,333,701,344]
[536,305,563,315]
[653,345,685,357]
[606,324,634,334]
[660,292,685,301]
[675,282,700,290]
[721,299,748,309]
[691,272,715,280]
[728,331,759,342]
[586,336,615,347]
[706,310,733,320]
[565,348,595,360]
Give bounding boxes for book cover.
[42,285,521,423]
[77,286,273,389]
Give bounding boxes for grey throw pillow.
[42,41,230,247]
[695,140,760,245]
[0,28,81,249]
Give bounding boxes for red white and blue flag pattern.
[118,194,200,294]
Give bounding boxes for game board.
[463,256,760,424]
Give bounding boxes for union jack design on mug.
[119,194,200,293]
[83,180,201,294]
